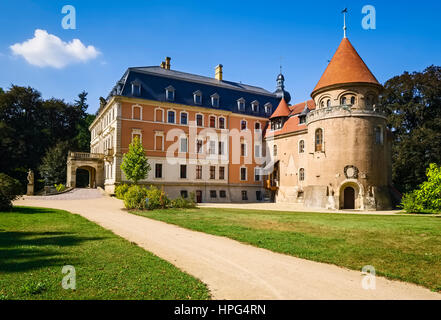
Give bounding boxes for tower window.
[273,144,278,156]
[315,128,323,152]
[327,99,331,107]
[341,97,347,105]
[350,96,356,105]
[299,140,305,153]
[375,126,383,145]
[299,168,305,181]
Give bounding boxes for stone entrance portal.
[66,152,104,189]
[343,186,355,209]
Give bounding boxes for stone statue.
[26,169,34,196]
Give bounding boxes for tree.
[120,136,150,184]
[38,141,70,186]
[381,65,441,193]
[401,163,441,213]
[0,173,22,211]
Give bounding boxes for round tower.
[305,37,392,210]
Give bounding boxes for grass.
[132,207,441,292]
[0,206,210,300]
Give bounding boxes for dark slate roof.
[107,66,280,118]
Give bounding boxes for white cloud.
[10,29,100,68]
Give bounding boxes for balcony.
[306,104,386,124]
[68,152,104,161]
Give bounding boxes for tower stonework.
[264,37,393,210]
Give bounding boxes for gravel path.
[24,188,103,200]
[15,193,441,300]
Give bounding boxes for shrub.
[401,163,441,213]
[145,185,170,210]
[0,173,22,211]
[123,185,148,210]
[171,193,197,209]
[54,183,66,192]
[115,183,130,200]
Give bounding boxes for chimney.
[165,57,171,70]
[215,64,223,81]
[160,61,166,69]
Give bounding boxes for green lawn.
[133,207,441,292]
[0,206,210,300]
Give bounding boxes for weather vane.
[342,8,348,38]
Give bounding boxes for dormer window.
[165,86,175,101]
[251,101,259,113]
[237,98,245,111]
[193,90,202,105]
[264,103,272,114]
[299,115,306,124]
[211,93,220,107]
[131,81,141,96]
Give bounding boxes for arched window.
[327,99,331,107]
[315,128,323,152]
[299,140,305,153]
[341,97,347,105]
[299,168,305,181]
[350,96,356,105]
[273,144,277,156]
[321,101,325,108]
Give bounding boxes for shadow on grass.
[0,230,106,273]
[9,207,55,215]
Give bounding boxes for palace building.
[67,33,393,210]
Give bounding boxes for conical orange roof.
[312,38,380,95]
[269,98,290,119]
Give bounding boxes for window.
[209,166,216,180]
[241,120,247,130]
[341,97,347,105]
[181,190,188,198]
[254,167,261,181]
[256,191,262,201]
[132,133,141,143]
[264,103,272,114]
[218,141,224,155]
[209,116,216,128]
[219,117,225,129]
[241,190,248,201]
[132,83,141,96]
[255,122,261,130]
[155,134,163,151]
[210,190,217,198]
[240,167,247,181]
[237,98,245,111]
[220,190,226,198]
[219,166,225,180]
[327,99,331,107]
[132,106,141,120]
[241,142,247,157]
[196,165,202,179]
[168,110,175,123]
[193,91,202,105]
[254,144,261,158]
[299,168,305,181]
[251,101,259,112]
[273,144,277,156]
[315,129,323,152]
[180,137,188,153]
[196,139,203,154]
[180,165,187,179]
[155,163,162,178]
[375,126,383,145]
[299,115,306,124]
[350,96,356,105]
[180,112,188,125]
[208,140,216,155]
[155,108,164,122]
[299,140,305,153]
[196,114,203,127]
[166,86,175,101]
[211,93,219,107]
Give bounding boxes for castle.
[66,33,393,210]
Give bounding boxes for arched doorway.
[75,166,96,188]
[343,186,355,209]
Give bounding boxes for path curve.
[15,194,441,300]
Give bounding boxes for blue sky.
[1,0,440,113]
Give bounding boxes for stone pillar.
[26,184,34,196]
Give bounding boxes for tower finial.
[342,8,348,38]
